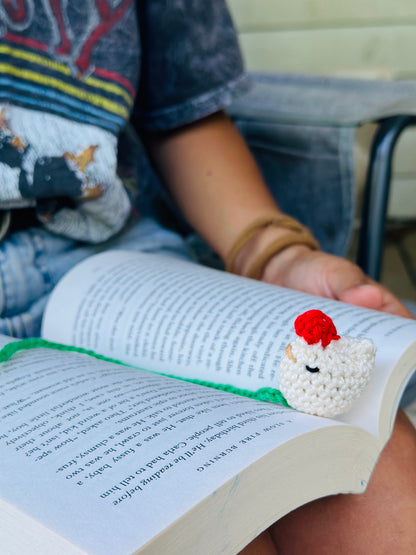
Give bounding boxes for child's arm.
[142,111,413,319]
[143,111,277,261]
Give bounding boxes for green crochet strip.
[0,338,290,408]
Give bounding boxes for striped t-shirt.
[0,1,247,242]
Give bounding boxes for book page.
[0,346,336,555]
[42,251,416,436]
[0,499,88,555]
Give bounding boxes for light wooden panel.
[391,131,416,219]
[228,0,416,31]
[394,129,416,174]
[237,27,416,80]
[389,178,416,219]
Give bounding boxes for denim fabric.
[228,72,416,127]
[228,74,357,256]
[235,121,355,256]
[0,218,193,338]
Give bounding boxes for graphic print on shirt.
[0,1,137,242]
[0,0,133,76]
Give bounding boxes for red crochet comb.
[294,309,340,348]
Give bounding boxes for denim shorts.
[0,217,193,338]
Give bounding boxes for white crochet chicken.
[278,310,376,417]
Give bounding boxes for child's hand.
[261,244,414,319]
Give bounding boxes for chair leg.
[357,115,416,281]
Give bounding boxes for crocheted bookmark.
[0,339,291,408]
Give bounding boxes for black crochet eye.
[306,365,320,373]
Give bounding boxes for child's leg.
[239,530,278,554]
[0,217,192,337]
[239,410,416,554]
[267,409,416,554]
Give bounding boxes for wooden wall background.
[228,0,416,218]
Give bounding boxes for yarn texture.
[295,309,340,348]
[279,312,376,417]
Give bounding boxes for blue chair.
[229,73,416,280]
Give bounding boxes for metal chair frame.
[357,115,416,280]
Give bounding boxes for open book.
[1,250,415,555]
